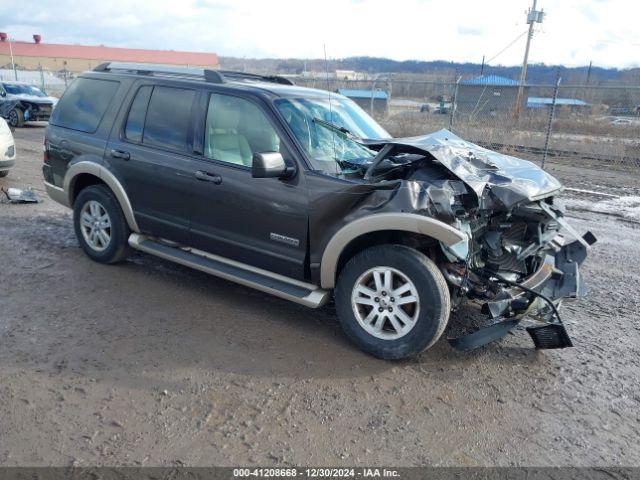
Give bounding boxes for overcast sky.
[1,0,638,68]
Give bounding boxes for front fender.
[319,212,466,289]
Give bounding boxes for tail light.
[43,139,49,163]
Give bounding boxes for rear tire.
[7,108,24,128]
[73,184,132,264]
[0,170,8,178]
[335,245,450,360]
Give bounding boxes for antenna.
[323,44,338,173]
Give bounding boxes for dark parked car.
[43,63,595,359]
[0,81,58,127]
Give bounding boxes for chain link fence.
[2,67,639,170]
[296,77,640,171]
[0,66,72,98]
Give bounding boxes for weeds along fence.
[296,77,640,170]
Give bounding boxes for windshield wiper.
[312,117,356,138]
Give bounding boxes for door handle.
[195,170,222,184]
[110,149,130,160]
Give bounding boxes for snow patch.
[562,195,640,222]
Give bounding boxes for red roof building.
[0,34,218,72]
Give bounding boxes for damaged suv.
[0,81,58,127]
[43,63,595,359]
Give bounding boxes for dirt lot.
[1,127,639,467]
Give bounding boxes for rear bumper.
[44,180,70,207]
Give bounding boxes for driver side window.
[204,93,281,167]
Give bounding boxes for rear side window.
[125,86,152,142]
[50,78,119,133]
[142,86,195,151]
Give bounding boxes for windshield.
[3,83,46,97]
[275,95,390,174]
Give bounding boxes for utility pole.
[514,0,544,119]
[480,55,485,76]
[586,60,592,84]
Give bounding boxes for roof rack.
[217,70,295,86]
[93,62,294,86]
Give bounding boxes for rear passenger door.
[105,83,199,243]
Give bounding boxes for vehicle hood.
[363,129,563,209]
[6,93,58,105]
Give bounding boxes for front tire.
[73,184,132,264]
[7,108,25,128]
[335,245,450,360]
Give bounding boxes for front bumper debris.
[449,231,597,351]
[526,323,573,349]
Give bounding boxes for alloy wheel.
[8,110,18,127]
[351,266,420,340]
[79,200,112,252]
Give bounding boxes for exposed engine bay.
[0,98,54,123]
[319,129,597,350]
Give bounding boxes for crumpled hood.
[363,128,563,209]
[6,93,57,105]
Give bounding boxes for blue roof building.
[337,88,389,115]
[527,97,589,108]
[460,75,520,87]
[337,88,389,100]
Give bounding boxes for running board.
[128,233,330,308]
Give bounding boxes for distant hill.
[219,56,638,85]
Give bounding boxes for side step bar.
[128,234,331,308]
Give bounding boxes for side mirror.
[251,152,294,179]
[0,91,6,97]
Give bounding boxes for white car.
[0,117,16,177]
[611,117,632,126]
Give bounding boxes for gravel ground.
[1,127,639,467]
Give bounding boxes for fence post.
[386,78,392,117]
[62,61,69,87]
[370,77,378,115]
[8,38,18,80]
[39,64,46,94]
[448,75,461,131]
[542,73,561,170]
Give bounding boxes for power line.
[485,29,529,65]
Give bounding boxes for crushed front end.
[440,199,597,350]
[359,129,597,350]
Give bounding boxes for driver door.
[188,91,310,280]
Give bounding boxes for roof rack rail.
[93,62,224,83]
[217,70,295,86]
[93,62,294,86]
